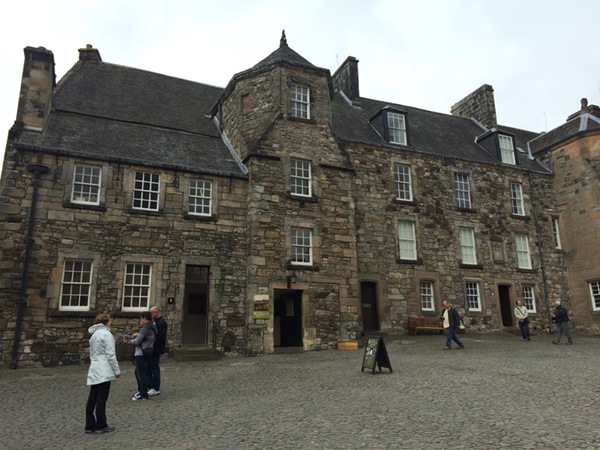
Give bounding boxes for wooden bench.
[407,316,444,335]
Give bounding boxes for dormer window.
[387,112,407,145]
[499,135,516,165]
[291,84,310,119]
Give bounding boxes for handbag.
[142,346,154,358]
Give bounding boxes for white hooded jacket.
[87,323,121,386]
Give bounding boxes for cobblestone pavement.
[2,332,600,449]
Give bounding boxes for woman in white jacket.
[85,313,121,434]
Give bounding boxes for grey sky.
[1,0,599,172]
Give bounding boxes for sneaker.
[132,395,148,401]
[84,428,95,434]
[443,346,451,350]
[94,426,115,434]
[147,388,160,396]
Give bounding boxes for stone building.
[1,33,582,367]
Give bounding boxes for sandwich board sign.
[361,336,393,374]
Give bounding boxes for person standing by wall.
[514,299,530,341]
[85,313,120,434]
[127,311,157,401]
[440,301,465,350]
[552,300,573,345]
[148,305,168,396]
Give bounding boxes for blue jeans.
[445,327,464,348]
[518,320,530,339]
[148,353,161,391]
[134,355,150,398]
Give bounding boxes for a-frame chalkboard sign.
[361,336,393,374]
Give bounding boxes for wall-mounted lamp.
[286,273,298,289]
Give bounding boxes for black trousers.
[85,381,111,430]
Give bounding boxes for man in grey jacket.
[128,311,156,400]
[85,313,120,434]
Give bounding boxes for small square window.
[522,285,537,313]
[133,171,160,211]
[122,263,152,310]
[420,281,435,311]
[59,260,93,311]
[291,227,312,265]
[72,165,101,205]
[189,179,212,216]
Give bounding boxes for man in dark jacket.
[441,300,465,350]
[552,300,573,345]
[148,306,168,395]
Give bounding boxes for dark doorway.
[274,290,303,347]
[498,285,513,327]
[182,265,209,345]
[361,282,380,332]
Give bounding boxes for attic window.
[387,112,407,145]
[498,135,516,165]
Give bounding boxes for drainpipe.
[526,171,553,334]
[10,159,50,369]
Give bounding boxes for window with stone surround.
[71,164,101,205]
[398,221,417,260]
[590,281,600,311]
[522,285,537,313]
[290,159,311,197]
[420,280,435,311]
[509,182,525,216]
[291,227,312,266]
[394,164,412,201]
[291,84,310,119]
[552,217,562,250]
[499,135,516,165]
[122,263,152,310]
[459,227,477,265]
[515,234,532,269]
[59,259,93,311]
[466,281,482,311]
[454,173,471,209]
[133,171,160,211]
[189,179,212,216]
[387,112,407,145]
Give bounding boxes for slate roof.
[15,59,246,178]
[331,95,550,174]
[528,109,600,155]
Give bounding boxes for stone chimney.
[451,84,497,129]
[332,56,360,100]
[78,44,102,62]
[16,46,56,130]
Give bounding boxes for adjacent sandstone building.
[1,33,594,368]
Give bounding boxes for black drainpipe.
[10,160,50,369]
[527,171,554,334]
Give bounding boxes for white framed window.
[71,165,101,205]
[122,263,152,311]
[499,135,516,165]
[133,171,160,211]
[509,182,525,216]
[59,259,93,311]
[398,221,417,260]
[291,227,312,266]
[459,227,477,265]
[291,159,311,197]
[552,217,562,250]
[466,281,482,311]
[454,173,471,209]
[590,281,600,311]
[387,112,407,145]
[291,84,310,119]
[189,179,212,216]
[394,164,412,201]
[420,281,435,311]
[522,285,537,313]
[515,234,532,269]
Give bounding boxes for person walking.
[440,300,465,350]
[514,299,530,341]
[552,300,573,345]
[85,313,120,434]
[148,305,168,396]
[128,311,157,401]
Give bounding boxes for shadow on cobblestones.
[2,332,599,449]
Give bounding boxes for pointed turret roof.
[251,30,317,71]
